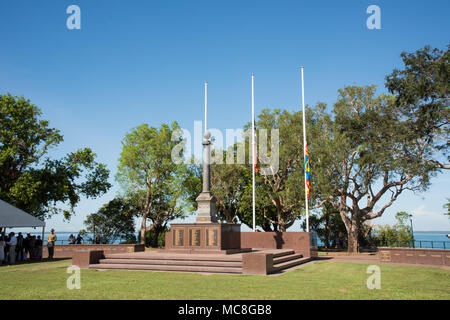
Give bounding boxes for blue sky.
[0,0,449,232]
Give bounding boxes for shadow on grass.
[313,257,333,261]
[0,257,70,267]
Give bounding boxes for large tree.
[302,202,347,249]
[238,175,279,231]
[313,83,446,252]
[210,138,278,230]
[385,44,449,170]
[210,108,325,231]
[311,45,449,252]
[0,94,111,219]
[211,150,248,223]
[116,122,200,247]
[232,109,326,231]
[84,197,137,244]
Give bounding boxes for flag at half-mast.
[305,143,311,198]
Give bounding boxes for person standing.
[3,230,10,262]
[29,236,36,259]
[0,229,7,263]
[0,230,5,265]
[76,234,83,244]
[23,233,31,260]
[7,232,17,264]
[46,229,57,259]
[16,232,24,261]
[35,236,43,260]
[68,234,75,245]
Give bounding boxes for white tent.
[0,199,45,228]
[0,199,46,260]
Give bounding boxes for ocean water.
[411,232,450,249]
[13,231,450,249]
[23,232,137,244]
[315,231,450,249]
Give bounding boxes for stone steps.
[271,256,311,273]
[273,253,304,264]
[91,251,244,274]
[88,249,311,274]
[91,263,242,274]
[98,258,242,268]
[103,252,242,262]
[272,249,296,258]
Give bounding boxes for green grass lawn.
[0,259,448,300]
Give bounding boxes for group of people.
[68,234,84,245]
[0,228,93,265]
[0,228,43,265]
[0,228,59,265]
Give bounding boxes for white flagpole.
[204,81,208,132]
[301,66,310,233]
[252,73,256,232]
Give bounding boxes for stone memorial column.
[195,131,218,223]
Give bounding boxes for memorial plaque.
[189,228,201,247]
[380,250,391,262]
[206,228,218,247]
[173,229,185,247]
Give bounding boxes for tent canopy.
[0,199,45,228]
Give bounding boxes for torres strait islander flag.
[305,143,311,198]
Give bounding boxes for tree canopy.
[373,212,414,248]
[211,150,248,224]
[385,45,449,170]
[116,122,200,246]
[212,108,326,231]
[84,197,137,244]
[0,94,111,219]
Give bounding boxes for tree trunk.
[324,214,330,249]
[152,228,160,248]
[140,212,147,245]
[339,208,361,253]
[347,225,360,253]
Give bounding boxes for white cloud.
[412,205,433,217]
[410,205,450,230]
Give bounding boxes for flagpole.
[301,66,310,233]
[252,73,256,232]
[204,81,208,132]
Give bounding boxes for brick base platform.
[72,232,315,275]
[378,247,450,266]
[44,244,144,259]
[79,249,311,274]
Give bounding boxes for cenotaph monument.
[164,83,242,254]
